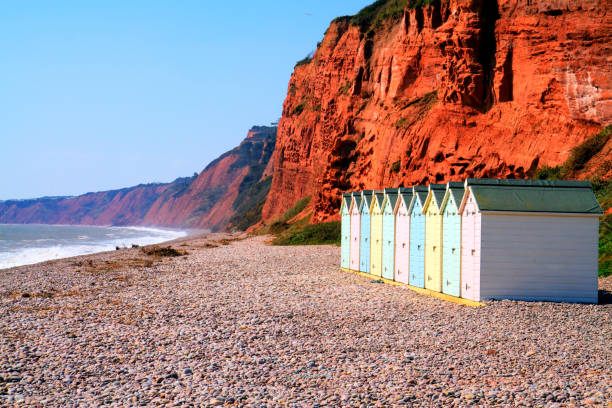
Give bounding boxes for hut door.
[382,203,395,280]
[461,200,477,300]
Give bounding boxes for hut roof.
[372,192,385,211]
[462,179,603,214]
[410,186,429,212]
[424,183,446,211]
[360,191,373,211]
[383,192,399,210]
[350,194,362,211]
[465,179,592,188]
[441,182,465,212]
[341,193,351,212]
[395,191,414,213]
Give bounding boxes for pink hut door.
[394,200,410,284]
[461,193,480,301]
[350,208,360,271]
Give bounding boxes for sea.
[0,224,188,270]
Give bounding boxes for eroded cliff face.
[0,126,276,231]
[262,0,611,222]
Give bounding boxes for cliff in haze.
[262,0,612,223]
[0,126,276,231]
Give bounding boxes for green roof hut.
[459,179,602,303]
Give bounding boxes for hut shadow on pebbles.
[597,289,612,304]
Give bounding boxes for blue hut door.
[410,201,425,288]
[442,204,461,297]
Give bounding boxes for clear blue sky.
[0,1,372,200]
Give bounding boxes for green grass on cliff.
[259,196,340,246]
[535,125,611,181]
[224,127,276,231]
[534,125,612,277]
[264,196,311,235]
[295,56,313,68]
[272,222,341,246]
[594,179,612,277]
[599,214,612,278]
[339,0,435,32]
[227,176,273,231]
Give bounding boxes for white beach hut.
[349,192,362,271]
[459,179,602,303]
[340,193,351,270]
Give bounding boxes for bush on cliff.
[290,101,307,116]
[228,176,273,231]
[562,125,611,175]
[599,214,612,278]
[258,196,340,246]
[348,0,435,32]
[264,196,311,235]
[534,125,612,277]
[593,179,612,277]
[295,56,313,67]
[535,125,611,181]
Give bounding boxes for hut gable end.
[394,192,413,215]
[441,183,465,215]
[350,195,362,214]
[360,192,373,214]
[459,188,481,215]
[341,194,351,215]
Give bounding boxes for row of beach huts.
[340,179,603,304]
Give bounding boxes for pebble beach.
[0,233,610,407]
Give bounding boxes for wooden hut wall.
[394,195,410,284]
[460,189,482,301]
[424,187,444,293]
[441,185,463,297]
[370,194,384,277]
[409,194,426,288]
[359,194,371,273]
[381,193,397,281]
[340,195,351,269]
[349,195,361,271]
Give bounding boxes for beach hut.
[459,179,602,303]
[349,192,362,271]
[409,186,429,288]
[369,192,385,277]
[340,193,351,269]
[359,191,373,273]
[423,184,446,292]
[394,188,413,284]
[382,189,399,280]
[440,182,465,297]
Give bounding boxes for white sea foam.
[0,244,110,270]
[0,225,187,270]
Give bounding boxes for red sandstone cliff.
[0,126,276,231]
[262,0,612,223]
